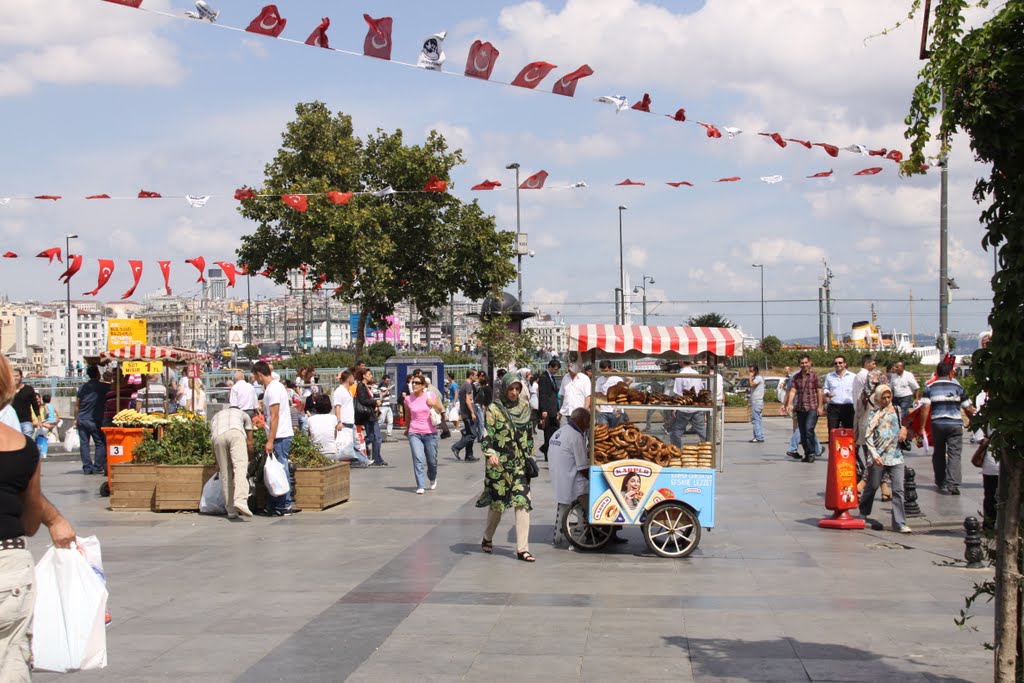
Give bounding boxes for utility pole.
[909,289,915,342]
[449,294,455,351]
[818,287,825,350]
[822,261,834,349]
[325,293,331,350]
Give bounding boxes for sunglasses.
[411,381,424,386]
[833,362,845,365]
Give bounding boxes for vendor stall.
[559,324,744,558]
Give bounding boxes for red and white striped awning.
[568,325,745,358]
[97,345,210,364]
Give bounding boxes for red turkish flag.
[58,255,83,284]
[158,260,172,295]
[282,194,308,212]
[36,247,62,263]
[103,0,142,7]
[138,189,162,198]
[813,143,839,157]
[471,180,502,191]
[312,273,328,292]
[807,170,834,178]
[363,15,393,60]
[616,179,645,186]
[464,40,500,80]
[2,252,16,258]
[327,191,353,205]
[666,181,694,187]
[305,17,330,48]
[259,267,275,278]
[786,138,812,149]
[511,61,556,89]
[631,93,652,112]
[237,264,250,276]
[698,122,722,138]
[868,148,888,157]
[121,260,143,299]
[519,171,548,190]
[886,150,904,162]
[86,194,111,199]
[246,5,287,38]
[84,259,115,296]
[665,108,686,122]
[854,167,883,176]
[35,195,61,201]
[185,256,206,283]
[551,64,593,97]
[716,177,741,183]
[234,187,256,200]
[423,176,447,192]
[758,132,787,148]
[214,261,238,287]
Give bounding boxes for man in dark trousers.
[451,369,479,462]
[537,358,562,460]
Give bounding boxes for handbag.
[525,457,540,480]
[971,439,988,468]
[263,452,290,496]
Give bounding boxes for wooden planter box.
[723,406,751,423]
[815,421,830,444]
[293,462,350,511]
[155,464,217,512]
[110,463,158,511]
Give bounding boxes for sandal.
[481,539,493,554]
[516,551,536,563]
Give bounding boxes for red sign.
[819,427,865,529]
[187,363,201,379]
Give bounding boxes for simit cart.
[559,324,744,558]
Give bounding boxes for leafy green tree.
[242,344,260,360]
[901,2,1023,677]
[760,335,782,356]
[236,102,516,362]
[686,312,734,328]
[476,313,537,371]
[365,341,396,366]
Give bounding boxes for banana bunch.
[112,409,171,426]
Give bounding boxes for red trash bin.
[101,427,148,489]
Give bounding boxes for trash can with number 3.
[100,427,148,495]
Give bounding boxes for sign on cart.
[107,319,147,350]
[187,363,201,379]
[123,361,163,375]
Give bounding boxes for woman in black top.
[0,356,76,677]
[355,369,387,467]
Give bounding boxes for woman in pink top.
[404,377,445,494]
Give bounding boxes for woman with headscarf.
[858,384,911,534]
[477,374,537,562]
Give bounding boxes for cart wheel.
[562,500,614,551]
[99,481,110,498]
[642,501,700,558]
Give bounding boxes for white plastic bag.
[32,536,108,673]
[447,403,460,425]
[263,454,290,496]
[63,428,80,453]
[199,473,226,514]
[333,427,354,461]
[48,431,59,444]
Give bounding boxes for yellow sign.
[123,361,163,374]
[107,318,147,350]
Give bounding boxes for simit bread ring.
[654,450,672,467]
[622,429,639,445]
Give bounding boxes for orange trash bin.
[101,427,148,490]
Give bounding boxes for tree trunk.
[994,450,1021,681]
[352,309,369,363]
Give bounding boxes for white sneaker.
[429,480,437,490]
[898,525,912,534]
[416,488,425,495]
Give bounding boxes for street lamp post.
[506,162,523,302]
[65,234,78,377]
[752,264,764,343]
[617,206,627,324]
[246,272,252,346]
[633,275,655,325]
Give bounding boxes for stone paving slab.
[32,419,990,682]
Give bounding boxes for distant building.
[207,268,227,300]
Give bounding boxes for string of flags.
[98,0,914,160]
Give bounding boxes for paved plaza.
[34,417,992,682]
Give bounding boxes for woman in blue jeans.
[404,376,444,494]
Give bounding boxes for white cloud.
[746,238,827,267]
[534,233,561,249]
[625,245,647,268]
[427,121,473,154]
[531,287,568,305]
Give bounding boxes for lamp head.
[505,163,520,170]
[649,278,655,285]
[67,233,79,239]
[618,205,627,211]
[752,263,762,268]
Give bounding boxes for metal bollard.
[903,466,922,517]
[964,516,985,568]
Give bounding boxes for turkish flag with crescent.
[464,40,500,80]
[616,179,645,186]
[423,176,447,192]
[121,260,143,299]
[551,64,593,97]
[327,191,353,205]
[511,61,556,89]
[666,181,694,187]
[519,171,548,190]
[471,180,501,190]
[282,194,308,212]
[787,138,812,148]
[698,122,722,138]
[84,259,115,296]
[86,194,111,199]
[854,167,883,176]
[234,187,256,200]
[36,247,62,263]
[158,261,172,295]
[3,252,16,258]
[246,5,287,38]
[214,262,238,287]
[58,255,83,284]
[363,15,393,59]
[103,0,142,7]
[813,143,839,157]
[665,108,687,122]
[186,256,206,283]
[306,17,330,48]
[631,93,652,112]
[138,189,162,198]
[716,177,741,182]
[807,170,834,178]
[759,132,787,148]
[886,150,904,162]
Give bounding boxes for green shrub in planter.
[765,389,780,403]
[253,427,332,468]
[724,393,749,407]
[130,415,214,465]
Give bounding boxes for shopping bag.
[333,427,354,461]
[48,430,59,444]
[263,453,290,496]
[199,473,226,514]
[63,428,80,453]
[32,537,108,673]
[447,403,460,425]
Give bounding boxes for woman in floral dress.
[477,374,537,562]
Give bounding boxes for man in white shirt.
[888,361,920,420]
[594,359,625,426]
[210,406,254,518]
[852,354,876,476]
[254,361,299,516]
[332,370,367,466]
[549,408,591,547]
[822,355,856,430]
[670,360,706,444]
[559,363,592,419]
[229,370,258,417]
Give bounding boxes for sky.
[0,0,999,342]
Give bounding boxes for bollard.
[903,467,922,517]
[964,516,985,568]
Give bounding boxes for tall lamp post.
[751,263,764,343]
[632,275,655,325]
[65,233,78,377]
[506,162,523,302]
[617,206,627,324]
[246,271,252,346]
